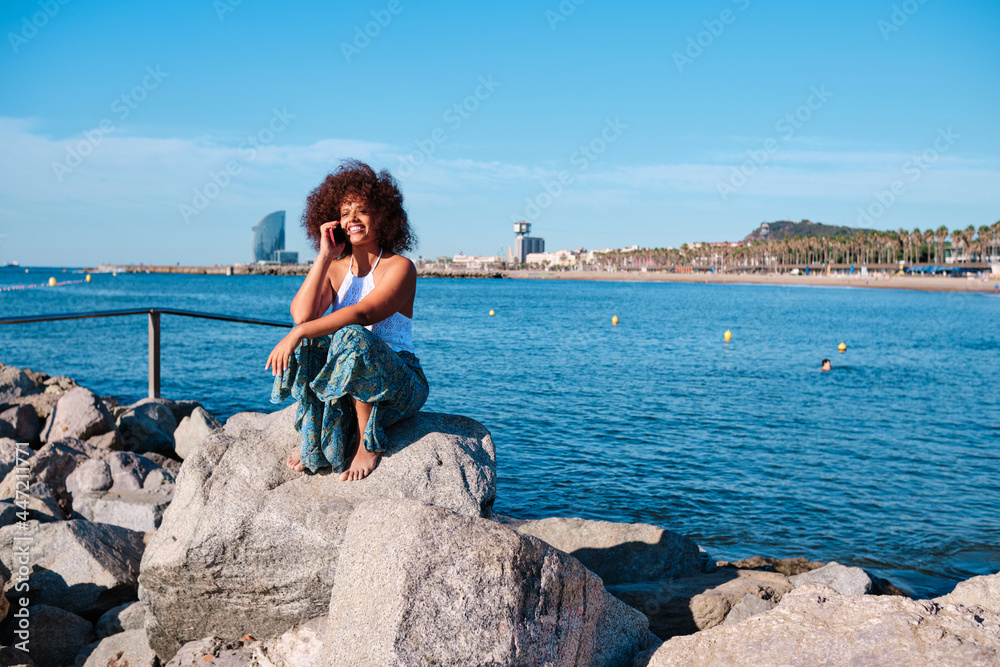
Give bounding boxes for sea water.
[1,267,998,598]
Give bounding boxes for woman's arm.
[289,222,343,325]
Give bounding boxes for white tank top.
[333,250,415,354]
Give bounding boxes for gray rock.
[722,593,776,626]
[95,601,147,640]
[23,481,66,520]
[43,375,78,392]
[133,398,203,426]
[66,458,113,496]
[173,407,222,460]
[325,498,655,667]
[0,437,29,482]
[0,364,40,404]
[717,555,826,577]
[935,572,1000,614]
[140,452,182,477]
[106,452,162,492]
[637,585,1000,667]
[516,517,710,585]
[609,569,793,640]
[0,405,40,444]
[163,618,325,667]
[92,487,173,532]
[0,520,145,615]
[118,402,177,456]
[139,406,497,662]
[40,387,116,444]
[0,645,34,666]
[142,468,175,488]
[76,629,158,667]
[788,560,872,596]
[0,438,92,511]
[0,604,91,667]
[85,429,126,451]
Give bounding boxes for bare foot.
[285,453,305,472]
[339,447,380,481]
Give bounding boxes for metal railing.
[0,308,292,398]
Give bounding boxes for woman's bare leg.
[340,398,379,481]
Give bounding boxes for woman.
[265,160,428,481]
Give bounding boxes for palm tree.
[935,226,950,264]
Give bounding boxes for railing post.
[148,310,160,398]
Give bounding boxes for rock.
[637,585,1000,667]
[722,593,776,626]
[788,560,872,595]
[43,375,78,393]
[106,452,162,492]
[173,407,222,460]
[139,406,497,662]
[66,458,114,496]
[117,402,177,456]
[0,406,40,445]
[0,438,92,512]
[935,572,1000,613]
[0,364,40,404]
[0,604,91,667]
[608,569,793,640]
[23,481,66,521]
[40,387,116,444]
[163,618,325,667]
[717,555,826,577]
[0,437,28,481]
[95,601,147,639]
[0,645,34,666]
[85,429,125,451]
[140,452,181,477]
[0,520,145,615]
[515,517,710,586]
[91,488,173,532]
[76,629,158,667]
[326,498,655,667]
[142,468,174,488]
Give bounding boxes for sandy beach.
[504,270,1000,293]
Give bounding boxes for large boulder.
[0,438,27,482]
[173,407,222,460]
[788,560,872,595]
[0,438,92,512]
[0,604,91,667]
[0,365,39,405]
[609,568,793,640]
[0,520,145,615]
[40,387,116,444]
[515,517,710,585]
[164,618,325,667]
[90,488,173,532]
[139,406,497,662]
[95,601,147,640]
[935,572,1000,613]
[325,498,656,666]
[636,585,1000,667]
[117,401,177,457]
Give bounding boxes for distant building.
[252,211,285,262]
[513,221,544,263]
[274,250,299,264]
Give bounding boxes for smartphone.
[329,224,348,246]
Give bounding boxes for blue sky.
[1,0,998,265]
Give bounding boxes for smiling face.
[339,197,377,247]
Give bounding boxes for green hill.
[743,220,870,243]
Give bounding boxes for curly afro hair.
[301,159,416,255]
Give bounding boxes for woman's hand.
[265,328,304,377]
[318,221,346,259]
